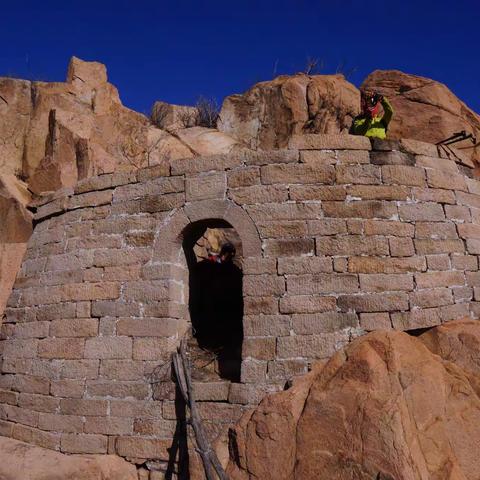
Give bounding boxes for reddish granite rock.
[0,436,137,480]
[0,175,32,317]
[227,321,480,479]
[218,73,359,149]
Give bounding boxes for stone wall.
[1,134,480,467]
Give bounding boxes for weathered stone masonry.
[1,133,480,463]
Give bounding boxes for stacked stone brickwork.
[1,134,480,465]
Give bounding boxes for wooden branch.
[172,340,229,480]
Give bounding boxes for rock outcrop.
[226,319,480,479]
[0,57,242,197]
[0,175,32,316]
[218,73,359,149]
[363,70,480,163]
[0,436,137,480]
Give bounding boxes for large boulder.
[363,70,480,164]
[227,320,480,479]
[0,175,32,317]
[218,73,359,149]
[0,436,137,480]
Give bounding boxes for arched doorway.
[182,219,243,382]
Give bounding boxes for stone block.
[18,393,59,413]
[400,138,438,157]
[364,220,414,237]
[38,338,85,360]
[246,202,323,221]
[61,433,108,454]
[227,166,260,188]
[415,222,458,239]
[426,169,467,191]
[286,274,359,295]
[242,337,276,360]
[192,382,230,402]
[300,149,336,164]
[241,359,268,383]
[67,190,113,210]
[290,185,346,201]
[244,296,279,315]
[49,319,99,338]
[291,312,358,334]
[12,322,50,339]
[257,220,308,238]
[38,413,84,433]
[414,239,465,254]
[50,379,85,398]
[416,155,459,173]
[277,332,348,359]
[389,237,415,257]
[336,150,371,164]
[337,292,409,312]
[349,256,427,274]
[347,185,410,201]
[322,200,397,219]
[426,254,451,271]
[316,235,389,256]
[336,164,381,185]
[288,134,371,150]
[391,309,441,331]
[456,191,480,209]
[60,399,108,416]
[444,205,471,222]
[241,257,277,275]
[410,288,453,308]
[115,437,171,460]
[359,313,392,331]
[116,318,180,337]
[261,164,335,185]
[243,275,285,296]
[263,238,314,257]
[370,151,414,166]
[307,218,347,236]
[171,153,242,175]
[91,301,140,317]
[398,203,445,222]
[451,254,478,271]
[415,271,465,288]
[12,424,60,450]
[277,256,332,274]
[132,338,177,361]
[411,187,455,204]
[267,359,308,381]
[133,418,176,437]
[84,337,132,360]
[229,185,288,204]
[359,274,414,292]
[382,165,425,186]
[185,172,226,201]
[4,405,39,427]
[86,380,149,400]
[243,315,291,336]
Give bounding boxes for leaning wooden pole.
[172,340,229,480]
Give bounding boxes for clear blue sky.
[1,0,479,115]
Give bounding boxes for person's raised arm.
[380,96,394,129]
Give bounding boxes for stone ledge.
[288,134,372,150]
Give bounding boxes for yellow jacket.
[350,97,394,139]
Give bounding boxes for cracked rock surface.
[226,319,480,479]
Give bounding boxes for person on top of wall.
[350,90,394,139]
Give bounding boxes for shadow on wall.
[182,220,243,382]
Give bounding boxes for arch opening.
[182,219,244,383]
